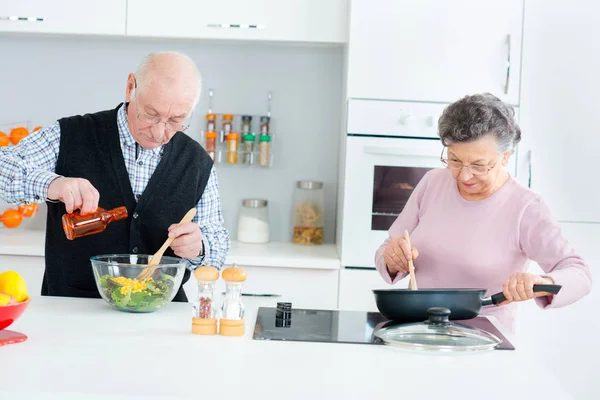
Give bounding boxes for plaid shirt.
[0,104,230,269]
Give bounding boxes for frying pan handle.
[485,284,563,306]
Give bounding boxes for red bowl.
[0,297,30,330]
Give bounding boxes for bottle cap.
[111,206,129,221]
[222,264,247,282]
[259,134,271,142]
[223,114,234,121]
[242,115,252,122]
[260,116,270,123]
[193,266,219,282]
[206,113,216,121]
[243,133,256,141]
[206,131,217,139]
[227,132,239,140]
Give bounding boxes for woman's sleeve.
[519,198,592,308]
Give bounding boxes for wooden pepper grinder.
[192,266,219,335]
[219,264,247,336]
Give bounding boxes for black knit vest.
[42,104,213,302]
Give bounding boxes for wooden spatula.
[404,229,418,290]
[136,208,197,280]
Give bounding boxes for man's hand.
[168,222,203,259]
[47,177,100,214]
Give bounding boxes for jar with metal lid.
[241,115,252,135]
[292,181,324,245]
[237,199,269,244]
[242,133,255,165]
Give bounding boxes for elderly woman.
[375,93,592,332]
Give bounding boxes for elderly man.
[0,51,230,301]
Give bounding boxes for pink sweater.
[375,169,592,332]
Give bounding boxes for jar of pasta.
[292,181,324,245]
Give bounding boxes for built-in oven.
[339,99,516,269]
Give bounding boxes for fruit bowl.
[90,254,187,313]
[0,297,30,331]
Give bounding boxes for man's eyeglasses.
[132,78,192,132]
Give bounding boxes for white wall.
[0,34,344,243]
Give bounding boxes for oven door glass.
[340,136,444,268]
[372,166,431,231]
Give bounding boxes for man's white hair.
[132,51,202,110]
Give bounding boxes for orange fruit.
[1,209,22,228]
[0,131,9,147]
[33,126,42,132]
[9,127,29,145]
[18,203,38,218]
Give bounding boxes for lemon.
[0,271,28,302]
[0,292,16,306]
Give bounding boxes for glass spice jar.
[258,134,271,167]
[62,206,128,240]
[241,115,252,135]
[219,264,247,336]
[292,181,324,245]
[242,133,255,165]
[205,131,217,161]
[221,114,234,143]
[260,116,270,135]
[192,266,219,335]
[205,113,217,133]
[226,132,239,164]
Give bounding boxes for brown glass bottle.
[62,206,128,240]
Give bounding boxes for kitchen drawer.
[0,0,126,36]
[347,99,447,139]
[184,266,339,310]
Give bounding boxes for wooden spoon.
[136,208,197,280]
[404,229,418,290]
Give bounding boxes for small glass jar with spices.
[226,132,239,164]
[219,265,247,336]
[292,181,324,245]
[258,134,271,167]
[205,131,217,161]
[192,266,219,335]
[242,133,255,165]
[205,113,217,133]
[241,115,252,135]
[259,116,270,135]
[221,114,234,143]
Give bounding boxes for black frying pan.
[373,284,562,322]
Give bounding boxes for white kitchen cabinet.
[0,0,126,36]
[517,222,599,400]
[184,265,339,310]
[347,0,522,105]
[517,0,600,223]
[127,0,348,44]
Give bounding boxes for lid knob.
[425,307,451,325]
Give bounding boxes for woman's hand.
[499,272,555,305]
[383,237,419,277]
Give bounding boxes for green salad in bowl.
[91,254,186,313]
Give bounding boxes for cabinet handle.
[363,145,440,159]
[504,34,511,95]
[527,150,533,188]
[0,16,44,22]
[207,23,266,29]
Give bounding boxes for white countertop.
[0,229,340,269]
[0,296,574,400]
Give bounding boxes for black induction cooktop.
[252,306,515,350]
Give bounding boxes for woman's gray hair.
[438,93,521,153]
